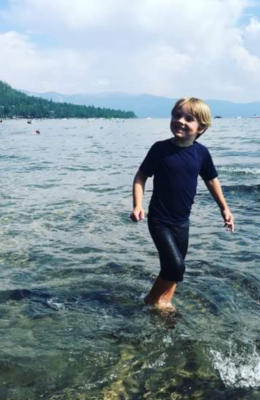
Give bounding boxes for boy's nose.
[178,116,186,125]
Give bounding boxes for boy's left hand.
[221,209,235,233]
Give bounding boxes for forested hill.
[0,81,136,119]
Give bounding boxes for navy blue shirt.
[140,139,218,225]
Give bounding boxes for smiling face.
[170,104,203,145]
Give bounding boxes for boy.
[130,98,234,312]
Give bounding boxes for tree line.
[0,81,136,119]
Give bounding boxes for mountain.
[24,91,175,118]
[0,81,136,119]
[23,90,260,118]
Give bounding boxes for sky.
[1,0,260,101]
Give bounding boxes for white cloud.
[243,16,260,57]
[133,46,193,97]
[1,0,128,31]
[1,0,260,101]
[232,44,260,78]
[96,79,110,88]
[0,31,96,93]
[245,16,260,35]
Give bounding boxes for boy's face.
[170,104,203,142]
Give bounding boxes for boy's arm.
[130,169,148,222]
[204,177,235,233]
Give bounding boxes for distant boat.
[27,120,32,124]
[214,116,222,119]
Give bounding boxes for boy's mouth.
[174,123,186,132]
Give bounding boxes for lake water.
[0,117,260,400]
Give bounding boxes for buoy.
[36,129,40,134]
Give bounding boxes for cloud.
[1,0,128,33]
[232,44,260,80]
[243,16,260,57]
[0,31,97,93]
[96,79,110,88]
[1,0,260,101]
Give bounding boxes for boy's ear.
[198,125,206,134]
[196,126,206,139]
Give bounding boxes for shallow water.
[0,118,260,399]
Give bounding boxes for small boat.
[27,120,32,124]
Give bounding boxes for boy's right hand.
[130,207,145,222]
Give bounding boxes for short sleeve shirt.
[140,139,218,225]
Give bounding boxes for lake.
[0,117,260,399]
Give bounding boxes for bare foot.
[156,301,176,313]
[144,295,176,313]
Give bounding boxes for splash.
[218,166,260,176]
[211,345,260,389]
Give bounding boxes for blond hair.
[171,97,211,134]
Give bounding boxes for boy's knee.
[160,260,186,282]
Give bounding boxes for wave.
[0,154,30,162]
[218,166,260,176]
[211,343,260,389]
[0,281,144,317]
[222,184,260,194]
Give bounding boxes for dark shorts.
[148,219,189,282]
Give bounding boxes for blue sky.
[1,0,260,102]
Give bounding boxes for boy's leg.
[146,220,189,311]
[144,276,177,310]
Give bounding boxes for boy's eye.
[186,115,195,122]
[172,111,195,122]
[172,111,182,119]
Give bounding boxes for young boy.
[130,98,234,312]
